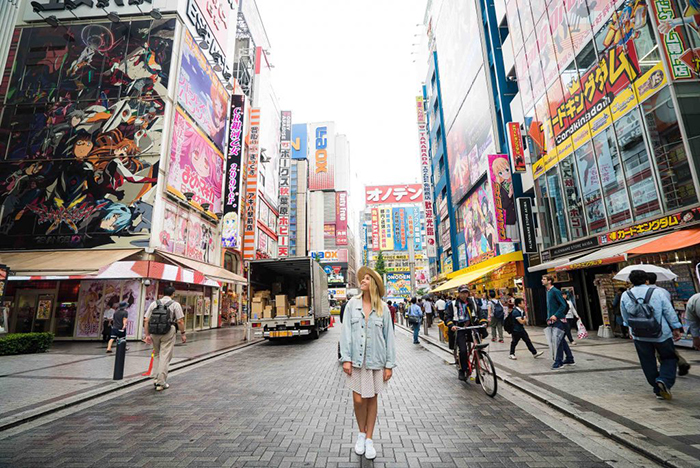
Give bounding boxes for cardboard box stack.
[252,290,272,320]
[295,296,309,317]
[275,295,290,317]
[263,305,275,319]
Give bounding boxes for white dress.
[346,315,385,398]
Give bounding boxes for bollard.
[113,337,127,380]
[423,315,429,336]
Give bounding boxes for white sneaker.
[354,433,366,455]
[509,354,517,360]
[534,351,544,358]
[365,438,377,460]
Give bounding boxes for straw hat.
[357,266,385,297]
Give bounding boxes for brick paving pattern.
[0,326,610,467]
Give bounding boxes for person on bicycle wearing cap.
[445,285,487,381]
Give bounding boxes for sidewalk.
[0,326,254,430]
[404,321,700,468]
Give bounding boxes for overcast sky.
[257,0,427,214]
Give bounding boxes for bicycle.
[452,324,497,397]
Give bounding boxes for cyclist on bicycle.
[445,285,487,381]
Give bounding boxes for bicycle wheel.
[477,351,497,397]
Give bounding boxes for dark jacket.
[546,287,567,320]
[445,298,477,328]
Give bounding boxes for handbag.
[576,320,588,340]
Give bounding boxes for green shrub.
[0,332,54,355]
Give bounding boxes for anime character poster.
[167,108,224,211]
[177,30,228,149]
[446,70,496,205]
[487,154,517,243]
[121,280,141,337]
[159,201,216,263]
[0,19,175,250]
[652,0,700,79]
[75,280,104,338]
[460,181,498,265]
[221,213,240,249]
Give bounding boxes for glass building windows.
[575,140,608,234]
[536,176,555,248]
[614,110,661,220]
[593,126,633,228]
[560,156,587,240]
[643,86,698,211]
[546,168,569,245]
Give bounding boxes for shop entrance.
[172,291,210,331]
[12,290,55,334]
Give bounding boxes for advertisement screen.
[167,108,224,210]
[178,30,228,150]
[446,70,496,205]
[308,122,335,190]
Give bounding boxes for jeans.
[456,329,472,373]
[553,321,574,366]
[564,319,575,343]
[412,322,421,343]
[510,331,537,355]
[635,338,677,392]
[491,318,504,340]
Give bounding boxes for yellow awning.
[431,251,524,293]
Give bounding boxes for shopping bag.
[577,320,588,340]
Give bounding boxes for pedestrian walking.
[387,300,396,328]
[543,275,575,370]
[340,266,396,461]
[423,296,433,328]
[509,298,544,360]
[686,292,700,351]
[562,290,579,346]
[435,295,447,322]
[102,297,118,344]
[646,272,691,376]
[480,292,489,321]
[621,270,683,400]
[407,297,423,343]
[487,291,505,343]
[144,285,186,392]
[106,301,129,353]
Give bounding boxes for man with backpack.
[144,285,186,391]
[487,291,505,343]
[506,298,544,360]
[621,270,683,400]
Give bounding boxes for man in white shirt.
[423,297,434,328]
[435,296,447,322]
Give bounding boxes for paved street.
[0,324,663,468]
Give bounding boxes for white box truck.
[248,257,331,340]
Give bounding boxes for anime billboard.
[0,19,175,250]
[159,200,216,263]
[167,108,224,211]
[650,0,700,80]
[177,30,228,150]
[459,181,497,266]
[446,70,496,206]
[487,154,517,243]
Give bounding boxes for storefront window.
[546,167,570,245]
[536,177,555,248]
[593,126,632,228]
[575,140,608,234]
[643,86,698,211]
[560,157,587,240]
[614,110,661,220]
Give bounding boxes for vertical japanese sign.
[371,208,380,252]
[516,197,538,253]
[378,207,394,251]
[308,122,335,190]
[487,154,516,243]
[291,123,308,160]
[278,111,292,257]
[649,0,700,80]
[416,96,437,257]
[392,207,408,251]
[222,94,245,249]
[409,207,423,251]
[336,191,348,245]
[507,122,526,173]
[242,108,261,260]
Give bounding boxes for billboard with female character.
[167,108,224,211]
[459,180,497,265]
[0,19,176,250]
[487,154,517,243]
[177,30,228,149]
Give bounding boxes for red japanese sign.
[507,122,526,173]
[599,207,700,245]
[648,0,700,81]
[242,108,261,260]
[365,184,424,205]
[371,207,380,252]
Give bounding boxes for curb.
[396,323,693,468]
[0,338,263,433]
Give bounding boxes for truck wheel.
[311,326,319,340]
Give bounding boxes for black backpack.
[625,289,662,338]
[504,312,515,334]
[491,300,504,319]
[148,300,174,335]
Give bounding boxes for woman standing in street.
[340,266,397,461]
[562,290,579,345]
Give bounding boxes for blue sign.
[291,124,308,160]
[392,208,408,251]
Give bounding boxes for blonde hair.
[491,157,510,182]
[368,276,384,317]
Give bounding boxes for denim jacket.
[340,297,397,370]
